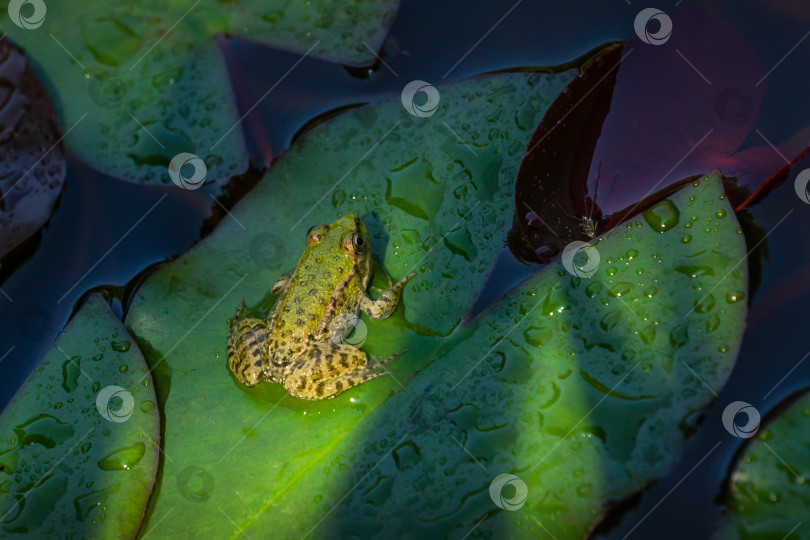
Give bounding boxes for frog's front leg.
[360,271,416,320]
[227,303,272,386]
[282,343,391,399]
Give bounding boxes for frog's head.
[306,214,372,274]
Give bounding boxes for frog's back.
[267,248,358,361]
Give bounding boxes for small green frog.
[227,214,415,399]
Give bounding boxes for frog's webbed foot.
[226,316,271,386]
[361,271,416,320]
[282,343,399,400]
[372,348,407,369]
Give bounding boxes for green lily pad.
[0,0,399,184]
[0,295,159,538]
[236,174,748,538]
[125,133,747,540]
[123,69,576,536]
[717,391,810,539]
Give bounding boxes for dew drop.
[97,443,145,471]
[111,341,130,353]
[643,200,680,233]
[140,401,155,414]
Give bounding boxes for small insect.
[555,164,603,240]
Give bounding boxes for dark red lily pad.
[0,39,66,260]
[512,10,803,261]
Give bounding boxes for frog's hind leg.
[282,344,393,400]
[226,305,271,386]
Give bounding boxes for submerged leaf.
[513,11,782,261]
[0,295,159,538]
[0,40,66,260]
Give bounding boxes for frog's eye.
[352,233,365,253]
[340,232,364,254]
[306,225,328,245]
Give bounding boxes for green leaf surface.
[0,0,399,184]
[247,174,748,538]
[123,69,576,536]
[717,391,810,540]
[125,132,747,540]
[0,295,159,538]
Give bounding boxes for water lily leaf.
[716,391,810,539]
[247,174,747,538]
[0,39,66,260]
[126,171,746,535]
[514,11,771,262]
[122,69,578,536]
[0,0,400,184]
[0,295,159,538]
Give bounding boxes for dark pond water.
[2,1,810,538]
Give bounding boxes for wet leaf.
[0,0,399,184]
[717,391,810,539]
[125,161,747,537]
[287,173,748,538]
[123,68,578,536]
[0,39,66,260]
[0,295,159,538]
[512,11,798,261]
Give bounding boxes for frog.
[226,214,415,400]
